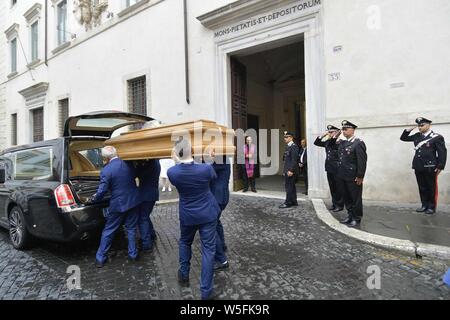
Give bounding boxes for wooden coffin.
[105,120,236,161]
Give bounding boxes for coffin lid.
[64,111,153,138]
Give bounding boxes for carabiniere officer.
[314,125,345,212]
[336,120,367,228]
[400,117,447,214]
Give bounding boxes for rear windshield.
[69,140,105,178]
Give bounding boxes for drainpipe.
[184,0,190,104]
[45,0,48,66]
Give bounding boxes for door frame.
[213,7,328,198]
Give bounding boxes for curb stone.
[312,198,450,261]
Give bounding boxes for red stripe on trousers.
[434,174,439,209]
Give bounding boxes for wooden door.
[231,57,248,191]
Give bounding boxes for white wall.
[323,0,450,203]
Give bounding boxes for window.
[128,76,147,115]
[57,0,67,45]
[58,98,69,136]
[31,21,39,61]
[128,76,147,130]
[13,148,54,181]
[32,108,44,142]
[126,0,139,7]
[10,38,17,73]
[11,114,17,146]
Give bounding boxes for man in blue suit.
[210,156,231,272]
[168,139,220,300]
[136,159,161,252]
[91,146,141,268]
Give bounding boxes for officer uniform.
[400,117,447,214]
[336,121,367,226]
[314,125,345,211]
[168,161,220,300]
[281,132,300,208]
[136,159,161,251]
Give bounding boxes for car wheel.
[9,206,31,250]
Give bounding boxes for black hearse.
[0,111,152,250]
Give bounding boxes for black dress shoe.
[178,270,189,286]
[279,204,292,209]
[142,246,153,254]
[242,189,248,193]
[340,217,353,225]
[127,255,140,262]
[202,291,220,301]
[251,189,257,193]
[425,209,436,215]
[416,206,428,213]
[347,220,361,228]
[332,207,344,213]
[95,260,105,268]
[214,261,229,272]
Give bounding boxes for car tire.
[9,206,31,250]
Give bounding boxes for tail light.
[54,184,76,208]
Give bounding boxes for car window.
[79,148,104,170]
[13,147,55,181]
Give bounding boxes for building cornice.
[18,82,49,99]
[4,23,20,40]
[197,0,295,29]
[23,3,42,23]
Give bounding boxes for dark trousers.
[179,220,217,300]
[242,165,256,191]
[138,201,156,250]
[285,174,298,205]
[327,172,344,208]
[215,211,227,265]
[96,207,139,263]
[415,171,438,210]
[337,178,363,221]
[301,165,308,193]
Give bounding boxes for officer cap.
[327,125,340,131]
[416,117,432,125]
[284,131,295,138]
[342,120,358,129]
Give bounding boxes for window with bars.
[11,114,17,146]
[32,108,44,142]
[127,76,147,129]
[58,99,69,136]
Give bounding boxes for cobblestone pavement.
[0,196,449,300]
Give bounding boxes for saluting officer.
[314,125,345,212]
[280,131,300,209]
[336,121,367,228]
[400,117,447,214]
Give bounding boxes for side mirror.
[0,169,5,184]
